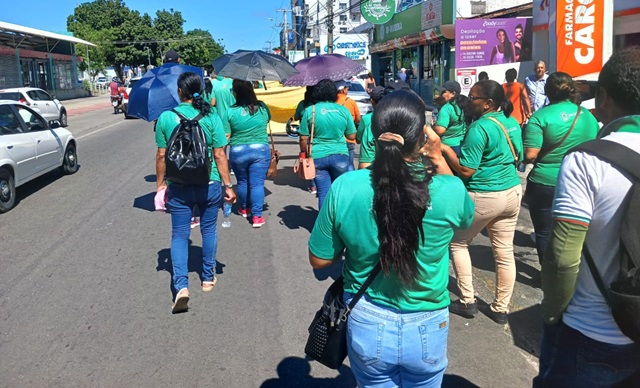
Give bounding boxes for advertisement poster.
[555,0,613,78]
[533,0,551,30]
[455,18,533,68]
[456,69,477,96]
[421,0,442,31]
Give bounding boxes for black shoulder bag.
[305,262,382,369]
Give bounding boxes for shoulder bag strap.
[308,105,315,156]
[487,116,517,163]
[267,121,276,153]
[534,105,581,167]
[344,262,382,317]
[583,246,613,306]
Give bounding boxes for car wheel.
[59,109,68,127]
[0,167,16,213]
[61,143,79,175]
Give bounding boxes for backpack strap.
[171,109,203,123]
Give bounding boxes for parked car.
[95,76,108,88]
[0,100,78,212]
[0,87,68,127]
[122,75,142,119]
[347,81,373,117]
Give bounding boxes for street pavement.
[0,99,541,387]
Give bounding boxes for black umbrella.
[215,50,298,82]
[211,50,251,73]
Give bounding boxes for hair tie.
[193,92,200,98]
[378,132,405,146]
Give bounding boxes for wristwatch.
[224,182,233,189]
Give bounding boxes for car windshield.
[349,83,365,92]
[0,92,21,101]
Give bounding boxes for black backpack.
[570,139,640,343]
[164,109,211,185]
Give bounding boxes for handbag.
[293,106,316,180]
[304,262,382,369]
[267,122,280,178]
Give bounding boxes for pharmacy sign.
[361,0,396,25]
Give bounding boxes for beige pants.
[450,184,522,313]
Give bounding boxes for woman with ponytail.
[155,72,235,313]
[221,79,272,228]
[437,80,524,324]
[308,90,474,386]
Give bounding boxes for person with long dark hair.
[490,29,515,64]
[523,72,598,263]
[155,72,235,313]
[434,80,471,156]
[221,79,272,228]
[440,80,523,324]
[298,79,356,209]
[309,90,474,386]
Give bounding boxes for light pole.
[144,46,150,66]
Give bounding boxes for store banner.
[533,0,551,30]
[455,18,533,67]
[361,0,396,25]
[555,0,613,77]
[421,0,442,31]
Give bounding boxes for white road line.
[76,120,126,140]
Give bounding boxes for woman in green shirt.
[434,80,471,156]
[523,72,598,263]
[440,80,524,324]
[309,90,474,386]
[221,80,272,227]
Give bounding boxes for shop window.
[339,14,347,21]
[351,13,361,22]
[339,3,347,10]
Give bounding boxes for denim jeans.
[313,153,351,210]
[229,143,270,217]
[533,321,640,387]
[167,182,222,292]
[524,180,555,264]
[346,142,356,171]
[344,292,449,388]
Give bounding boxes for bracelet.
[224,183,233,189]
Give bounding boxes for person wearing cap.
[356,86,385,169]
[434,80,470,156]
[164,49,180,64]
[335,80,361,170]
[397,67,407,82]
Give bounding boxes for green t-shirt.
[460,111,523,192]
[298,102,357,159]
[309,169,474,311]
[293,100,305,121]
[212,77,235,119]
[356,113,375,164]
[524,101,598,186]
[155,102,227,182]
[435,100,468,147]
[222,103,271,146]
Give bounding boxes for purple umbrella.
[283,54,367,86]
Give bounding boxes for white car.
[347,82,373,117]
[0,100,78,212]
[95,76,108,88]
[0,88,68,127]
[122,75,142,119]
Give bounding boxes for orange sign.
[556,0,609,77]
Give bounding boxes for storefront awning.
[0,21,96,52]
[369,24,454,54]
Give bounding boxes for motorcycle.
[110,94,123,114]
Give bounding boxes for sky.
[1,0,290,53]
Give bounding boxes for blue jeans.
[533,321,640,387]
[314,153,351,210]
[229,143,270,217]
[347,142,356,171]
[167,182,222,292]
[524,180,555,264]
[344,293,449,388]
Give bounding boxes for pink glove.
[154,188,167,212]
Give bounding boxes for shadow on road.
[442,374,480,387]
[156,244,226,297]
[277,205,317,232]
[133,191,155,212]
[144,174,157,182]
[468,245,540,288]
[260,356,356,388]
[508,303,543,357]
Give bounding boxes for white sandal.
[202,277,217,292]
[172,288,190,314]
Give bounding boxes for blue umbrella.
[127,63,204,122]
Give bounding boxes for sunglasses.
[468,95,488,101]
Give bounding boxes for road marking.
[77,120,126,140]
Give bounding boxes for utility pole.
[316,1,320,55]
[276,8,289,58]
[265,40,274,52]
[327,0,334,54]
[303,4,309,58]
